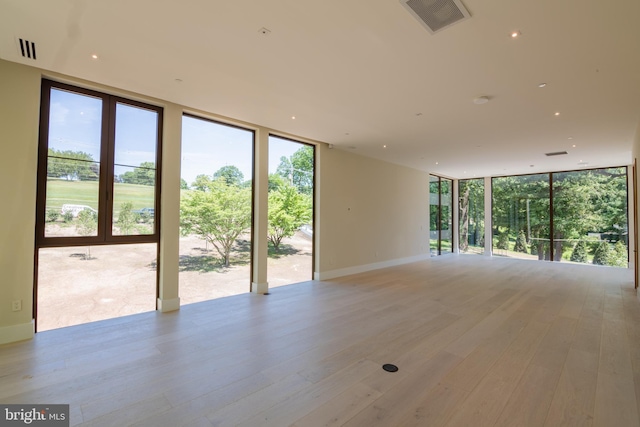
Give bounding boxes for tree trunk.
[554,232,563,261]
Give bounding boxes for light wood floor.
[2,255,640,426]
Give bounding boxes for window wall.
[179,115,254,304]
[492,167,628,267]
[35,80,162,330]
[267,136,314,287]
[458,178,485,254]
[430,175,453,256]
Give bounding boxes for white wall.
[0,59,432,344]
[0,60,41,343]
[316,146,430,279]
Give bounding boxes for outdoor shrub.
[570,240,588,263]
[497,232,509,250]
[46,210,59,222]
[514,230,528,253]
[610,240,628,267]
[62,211,74,223]
[592,240,611,265]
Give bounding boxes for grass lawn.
[47,179,154,214]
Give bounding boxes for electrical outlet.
[12,300,21,312]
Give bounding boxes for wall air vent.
[400,0,471,34]
[545,151,568,157]
[16,38,37,60]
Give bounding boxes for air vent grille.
[400,0,471,34]
[545,151,568,157]
[17,38,37,60]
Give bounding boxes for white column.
[252,129,269,293]
[484,176,492,257]
[157,103,181,312]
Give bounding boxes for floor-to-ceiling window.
[179,115,254,304]
[492,167,628,266]
[430,174,453,256]
[459,178,485,254]
[267,136,314,287]
[35,80,162,330]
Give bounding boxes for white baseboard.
[0,320,34,345]
[251,282,269,294]
[314,253,431,281]
[157,297,180,312]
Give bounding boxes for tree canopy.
[213,165,244,187]
[180,177,251,267]
[276,145,314,195]
[120,162,156,186]
[268,183,312,250]
[47,149,98,181]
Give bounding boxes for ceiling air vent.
[545,151,568,157]
[400,0,471,34]
[16,38,37,60]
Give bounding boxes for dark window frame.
[35,79,163,248]
[490,165,629,262]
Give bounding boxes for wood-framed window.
[35,79,163,247]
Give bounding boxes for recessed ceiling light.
[175,78,183,83]
[568,137,573,140]
[258,27,271,36]
[538,83,547,88]
[91,54,98,59]
[291,116,296,120]
[435,162,439,165]
[511,31,521,38]
[473,96,490,105]
[572,144,576,148]
[383,145,387,148]
[416,112,423,116]
[554,112,560,116]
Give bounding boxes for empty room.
[1,0,640,426]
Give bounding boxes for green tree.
[180,178,189,190]
[117,202,136,235]
[276,145,314,195]
[213,165,244,187]
[268,173,288,192]
[76,209,97,259]
[47,149,98,181]
[180,178,252,267]
[120,162,156,186]
[191,174,212,191]
[459,179,484,252]
[570,240,588,263]
[514,230,528,253]
[268,183,312,251]
[592,240,611,265]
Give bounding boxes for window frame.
[35,79,163,248]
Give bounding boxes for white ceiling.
[1,0,639,178]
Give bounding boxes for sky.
[49,89,305,185]
[181,116,303,185]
